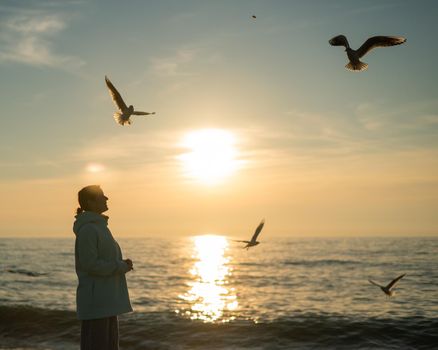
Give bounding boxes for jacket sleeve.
[76,225,129,276]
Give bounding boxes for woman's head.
[76,185,109,215]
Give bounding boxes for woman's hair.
[76,185,102,215]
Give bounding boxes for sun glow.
[178,129,240,185]
[86,163,105,173]
[179,235,238,322]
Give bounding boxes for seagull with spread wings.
[105,76,155,125]
[369,273,406,297]
[234,219,265,250]
[329,35,406,72]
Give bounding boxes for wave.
[4,268,48,277]
[282,259,362,267]
[236,259,362,268]
[1,305,437,349]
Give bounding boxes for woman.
[73,185,133,350]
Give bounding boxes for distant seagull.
[105,75,155,125]
[234,219,265,249]
[251,15,256,19]
[369,273,406,297]
[329,35,406,71]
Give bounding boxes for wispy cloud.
[0,4,84,70]
[342,2,403,16]
[73,130,185,169]
[354,99,438,139]
[150,49,197,77]
[239,100,438,175]
[0,129,182,182]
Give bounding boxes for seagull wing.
[105,76,128,112]
[386,273,406,290]
[250,219,265,242]
[233,240,251,243]
[132,111,155,115]
[357,36,406,58]
[368,279,383,288]
[329,35,350,48]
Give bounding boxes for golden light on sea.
[178,235,238,322]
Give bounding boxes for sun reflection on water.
[178,235,238,322]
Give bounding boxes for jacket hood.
[73,211,109,235]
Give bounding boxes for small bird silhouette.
[234,219,265,249]
[369,273,406,297]
[105,76,155,125]
[251,15,256,19]
[329,35,406,71]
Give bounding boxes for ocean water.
[1,236,437,349]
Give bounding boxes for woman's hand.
[124,259,134,271]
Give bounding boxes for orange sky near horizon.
[1,128,437,238]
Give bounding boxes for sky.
[1,0,437,237]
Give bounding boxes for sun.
[178,129,240,185]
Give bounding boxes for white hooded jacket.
[73,211,132,320]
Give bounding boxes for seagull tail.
[345,61,368,72]
[113,112,130,126]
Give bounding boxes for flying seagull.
[329,35,406,72]
[234,219,265,249]
[252,15,256,19]
[369,273,406,297]
[105,75,155,125]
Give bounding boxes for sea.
[1,236,437,350]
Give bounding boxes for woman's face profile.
[88,189,109,214]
